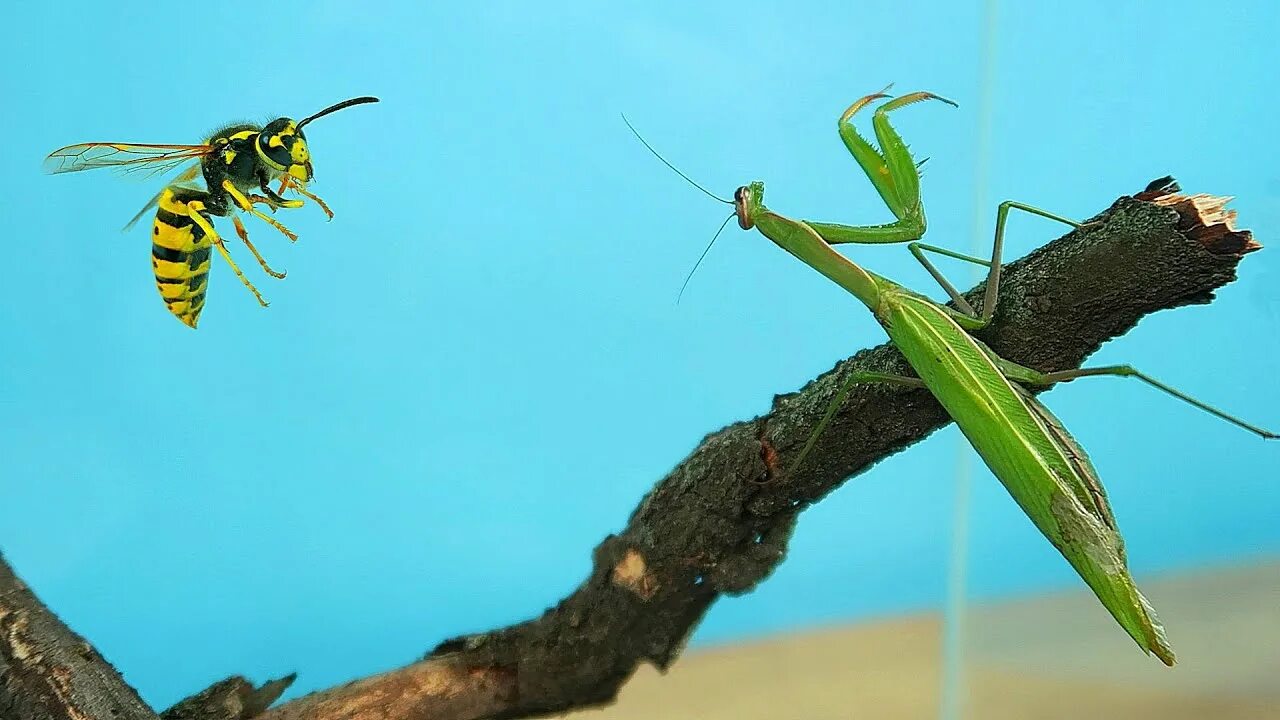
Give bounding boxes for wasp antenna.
[298,96,381,129]
[621,113,732,205]
[677,212,735,304]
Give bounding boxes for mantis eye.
[734,186,754,230]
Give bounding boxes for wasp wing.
[43,142,214,180]
[121,162,204,232]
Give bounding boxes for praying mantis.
[627,86,1277,666]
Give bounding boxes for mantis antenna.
[677,213,736,304]
[621,112,735,300]
[620,113,732,205]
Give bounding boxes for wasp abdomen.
[151,187,215,328]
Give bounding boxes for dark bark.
[0,554,157,720]
[160,675,296,720]
[1,179,1261,720]
[0,553,295,720]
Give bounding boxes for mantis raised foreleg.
[808,87,1089,321]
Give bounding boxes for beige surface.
[562,559,1280,720]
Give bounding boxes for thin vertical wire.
[939,2,998,720]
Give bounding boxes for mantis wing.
[1012,382,1174,665]
[883,293,1175,664]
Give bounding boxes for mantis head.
[620,113,764,301]
[733,182,766,230]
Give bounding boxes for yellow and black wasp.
[44,96,379,328]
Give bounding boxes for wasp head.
[256,118,313,184]
[252,97,380,186]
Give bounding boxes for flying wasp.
[44,96,380,328]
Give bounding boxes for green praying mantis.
[627,85,1277,666]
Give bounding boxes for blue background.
[1,0,1276,709]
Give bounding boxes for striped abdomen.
[151,187,214,328]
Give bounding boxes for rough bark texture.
[0,554,158,720]
[159,675,296,720]
[0,179,1262,720]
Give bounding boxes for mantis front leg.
[806,86,957,246]
[803,88,1093,324]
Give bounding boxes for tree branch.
[1,553,158,720]
[1,179,1261,720]
[160,674,296,720]
[257,179,1260,720]
[0,554,302,720]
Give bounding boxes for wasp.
[44,96,379,328]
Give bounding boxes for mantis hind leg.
[992,355,1278,440]
[1039,365,1277,440]
[788,370,927,477]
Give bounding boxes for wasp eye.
[257,132,295,171]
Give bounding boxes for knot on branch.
[161,674,296,720]
[705,512,798,595]
[611,549,661,601]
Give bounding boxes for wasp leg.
[295,185,334,221]
[271,178,305,209]
[278,177,334,220]
[221,179,299,243]
[186,200,270,308]
[231,215,287,279]
[248,194,279,214]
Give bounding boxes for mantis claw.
[829,88,957,234]
[876,91,959,112]
[838,85,958,123]
[841,83,896,123]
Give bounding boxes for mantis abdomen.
[879,285,1174,665]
